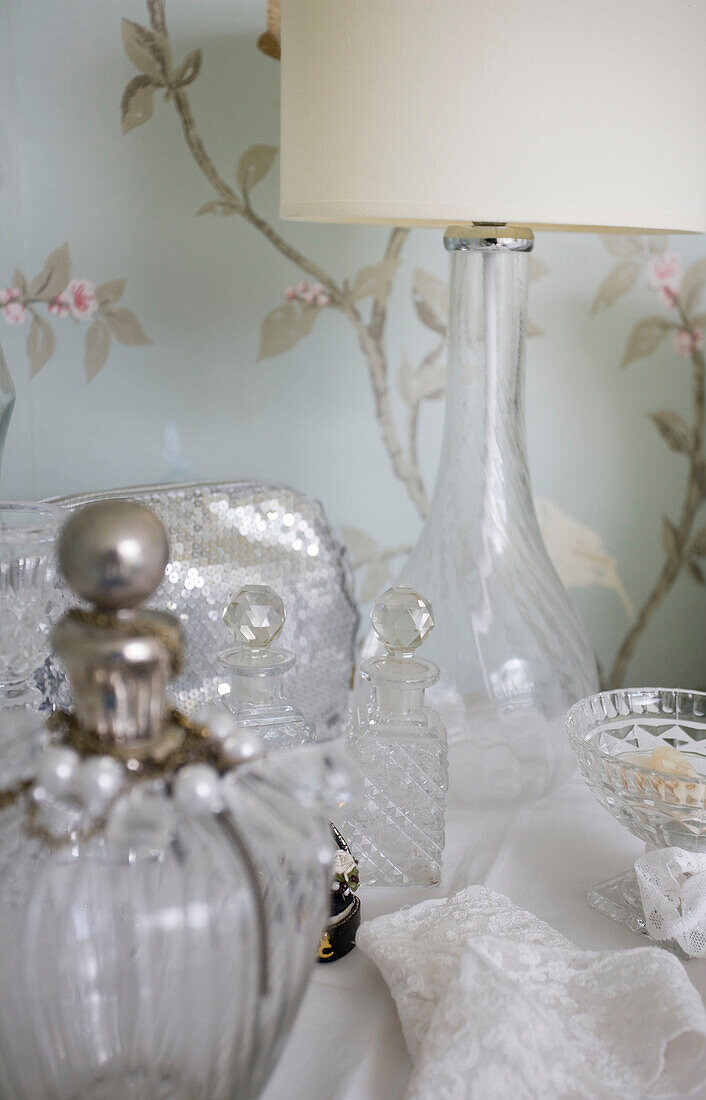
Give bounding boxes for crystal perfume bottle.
[345,587,448,886]
[218,584,316,748]
[0,502,348,1100]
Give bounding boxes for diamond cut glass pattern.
[371,587,434,654]
[223,585,285,650]
[568,688,706,944]
[568,689,706,851]
[0,503,64,707]
[346,587,448,886]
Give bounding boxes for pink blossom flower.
[283,279,331,308]
[65,278,98,320]
[49,291,71,317]
[674,326,705,357]
[649,253,681,307]
[0,288,25,324]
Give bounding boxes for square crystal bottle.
[218,584,316,748]
[345,588,448,886]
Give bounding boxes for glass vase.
[0,502,64,710]
[394,226,598,808]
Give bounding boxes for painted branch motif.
[0,243,149,380]
[593,237,706,685]
[121,0,701,686]
[122,2,549,524]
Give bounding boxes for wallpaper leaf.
[687,560,705,585]
[84,320,111,381]
[681,258,706,315]
[257,301,318,361]
[347,256,401,304]
[121,19,168,83]
[121,75,157,133]
[11,270,27,297]
[341,526,412,605]
[28,242,70,300]
[397,353,446,407]
[411,269,448,335]
[95,280,126,308]
[591,261,640,314]
[600,235,644,259]
[26,310,56,377]
[237,144,278,197]
[172,48,202,88]
[621,316,673,367]
[649,410,691,454]
[102,308,151,346]
[528,255,551,281]
[534,498,635,618]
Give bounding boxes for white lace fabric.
[636,848,706,959]
[356,886,706,1099]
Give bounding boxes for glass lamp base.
[588,869,688,960]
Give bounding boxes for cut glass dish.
[568,688,706,947]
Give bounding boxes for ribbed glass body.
[0,761,331,1100]
[394,235,598,808]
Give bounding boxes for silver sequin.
[43,480,358,739]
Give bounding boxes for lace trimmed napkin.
[356,886,706,1099]
[636,847,706,959]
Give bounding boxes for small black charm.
[317,824,361,963]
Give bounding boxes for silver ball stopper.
[58,501,169,610]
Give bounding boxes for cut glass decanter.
[345,586,448,886]
[365,229,598,809]
[218,584,316,748]
[0,502,349,1100]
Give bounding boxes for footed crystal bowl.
[568,688,706,943]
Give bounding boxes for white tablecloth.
[262,772,706,1100]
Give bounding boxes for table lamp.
[280,0,706,807]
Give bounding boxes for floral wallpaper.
[1,243,148,378]
[0,0,703,691]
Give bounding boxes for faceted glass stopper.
[222,584,285,652]
[371,586,434,656]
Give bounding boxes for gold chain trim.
[2,707,234,848]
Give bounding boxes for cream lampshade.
[280,0,706,233]
[278,0,706,812]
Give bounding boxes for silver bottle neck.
[444,224,534,253]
